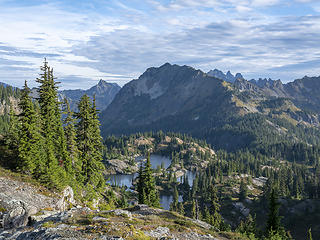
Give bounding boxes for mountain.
[58,80,121,112]
[207,69,243,83]
[100,63,237,141]
[100,63,320,151]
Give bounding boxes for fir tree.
[265,188,290,239]
[239,179,248,201]
[36,59,68,189]
[209,184,222,230]
[17,81,43,175]
[137,162,144,203]
[136,153,160,207]
[170,185,179,211]
[63,98,79,175]
[76,94,105,195]
[266,188,281,234]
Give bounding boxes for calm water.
[160,195,183,210]
[178,170,196,187]
[135,155,172,169]
[107,173,138,189]
[107,154,196,210]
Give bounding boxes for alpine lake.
[106,155,196,210]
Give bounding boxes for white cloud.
[0,0,319,88]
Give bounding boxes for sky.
[0,0,320,89]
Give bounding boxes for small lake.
[178,170,197,187]
[135,155,172,169]
[160,195,183,211]
[107,154,196,210]
[107,173,138,189]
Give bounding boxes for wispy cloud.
[0,0,319,89]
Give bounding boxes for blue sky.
[0,0,320,89]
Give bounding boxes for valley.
[0,62,320,240]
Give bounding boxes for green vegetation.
[1,60,105,204]
[137,153,160,207]
[0,83,20,134]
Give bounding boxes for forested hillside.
[0,83,20,134]
[100,63,320,152]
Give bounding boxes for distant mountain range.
[207,69,243,83]
[100,63,320,150]
[58,80,121,112]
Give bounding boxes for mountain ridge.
[100,63,320,151]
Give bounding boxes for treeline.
[0,84,20,103]
[4,60,105,201]
[0,84,20,134]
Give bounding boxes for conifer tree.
[17,81,43,175]
[209,184,222,229]
[63,98,79,175]
[239,179,248,201]
[6,106,20,149]
[137,162,145,203]
[137,153,160,207]
[76,94,105,194]
[191,199,197,219]
[170,185,179,211]
[36,59,67,189]
[266,188,281,234]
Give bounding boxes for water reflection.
[160,195,183,210]
[107,173,138,188]
[177,170,197,187]
[135,155,172,169]
[106,154,196,210]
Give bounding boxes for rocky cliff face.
[100,63,320,150]
[100,63,236,137]
[0,176,75,230]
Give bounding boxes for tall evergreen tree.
[239,179,248,201]
[265,188,290,239]
[76,94,105,194]
[209,184,222,229]
[137,153,160,207]
[137,162,145,203]
[63,98,79,175]
[170,185,179,211]
[17,81,43,175]
[36,59,67,189]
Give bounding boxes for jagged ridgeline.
[1,60,105,201]
[100,63,320,152]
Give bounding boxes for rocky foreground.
[0,175,239,240]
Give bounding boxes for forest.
[0,62,319,240]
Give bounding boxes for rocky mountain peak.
[207,69,243,83]
[235,73,244,79]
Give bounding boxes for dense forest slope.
[100,63,320,151]
[0,83,20,134]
